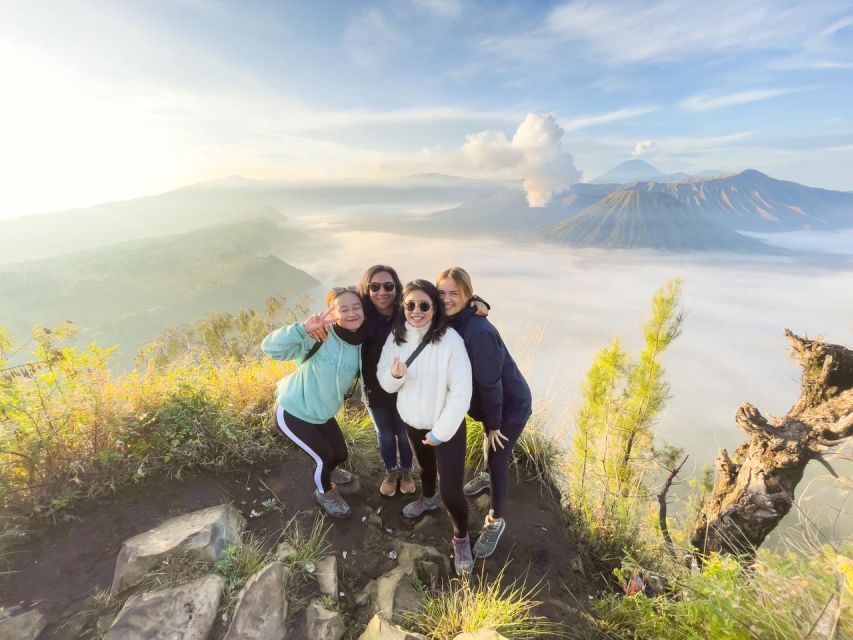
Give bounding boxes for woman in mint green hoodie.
[262,287,365,518]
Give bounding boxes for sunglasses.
[331,285,358,297]
[369,282,396,293]
[404,300,432,313]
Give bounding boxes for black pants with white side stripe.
[407,420,468,538]
[276,405,347,493]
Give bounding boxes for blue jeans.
[367,405,413,471]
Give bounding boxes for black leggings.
[484,421,526,519]
[276,405,347,493]
[407,421,468,538]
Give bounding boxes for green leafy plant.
[215,535,273,595]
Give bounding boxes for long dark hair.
[358,264,404,317]
[392,280,447,345]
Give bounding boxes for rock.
[223,561,288,640]
[453,630,509,640]
[305,600,345,640]
[375,570,421,625]
[105,573,225,640]
[415,560,441,590]
[0,525,27,546]
[275,540,298,562]
[474,494,491,511]
[111,504,244,594]
[315,555,338,596]
[356,579,377,606]
[412,515,435,539]
[373,542,450,624]
[569,555,584,573]
[0,606,47,640]
[358,613,428,639]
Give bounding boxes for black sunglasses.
[369,282,396,293]
[404,300,432,313]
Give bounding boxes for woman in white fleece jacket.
[378,279,474,575]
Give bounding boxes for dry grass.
[405,567,566,639]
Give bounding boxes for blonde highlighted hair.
[436,267,474,303]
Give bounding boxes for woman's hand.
[303,308,336,334]
[472,299,489,317]
[308,324,329,343]
[487,429,508,452]
[390,356,408,379]
[422,434,439,447]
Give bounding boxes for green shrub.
[405,568,564,639]
[595,544,851,639]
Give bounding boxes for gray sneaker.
[473,517,506,559]
[463,471,491,497]
[314,488,351,519]
[403,494,438,519]
[453,534,474,575]
[331,467,354,485]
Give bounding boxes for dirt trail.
[1,450,599,637]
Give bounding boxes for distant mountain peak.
[591,159,665,184]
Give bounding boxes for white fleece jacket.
[378,322,472,443]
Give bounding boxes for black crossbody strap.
[405,339,429,367]
[302,341,322,363]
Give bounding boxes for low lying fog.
[280,227,853,538]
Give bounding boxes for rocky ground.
[0,445,601,638]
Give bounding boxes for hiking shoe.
[463,471,491,497]
[403,494,438,519]
[314,488,351,519]
[380,468,400,497]
[473,517,506,559]
[399,468,416,495]
[331,467,354,485]
[452,534,474,575]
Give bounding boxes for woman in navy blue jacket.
[436,267,532,559]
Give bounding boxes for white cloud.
[563,106,657,131]
[633,140,656,156]
[680,88,807,111]
[342,8,405,68]
[481,0,849,67]
[460,114,582,206]
[412,0,462,18]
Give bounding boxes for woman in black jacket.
[436,266,532,559]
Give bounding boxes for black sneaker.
[330,467,354,485]
[314,488,351,518]
[473,517,506,558]
[463,471,491,497]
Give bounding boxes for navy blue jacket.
[450,306,532,430]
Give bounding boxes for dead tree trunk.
[690,329,853,559]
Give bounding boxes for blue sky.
[2,0,852,216]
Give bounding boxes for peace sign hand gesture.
[390,356,408,379]
[303,308,336,334]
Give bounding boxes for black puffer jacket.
[450,306,532,430]
[360,305,398,409]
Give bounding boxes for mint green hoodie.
[261,322,361,424]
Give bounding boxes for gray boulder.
[305,600,345,640]
[453,631,510,640]
[223,561,289,640]
[111,504,244,594]
[315,555,338,596]
[374,542,449,624]
[105,573,225,640]
[0,606,47,640]
[358,613,427,640]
